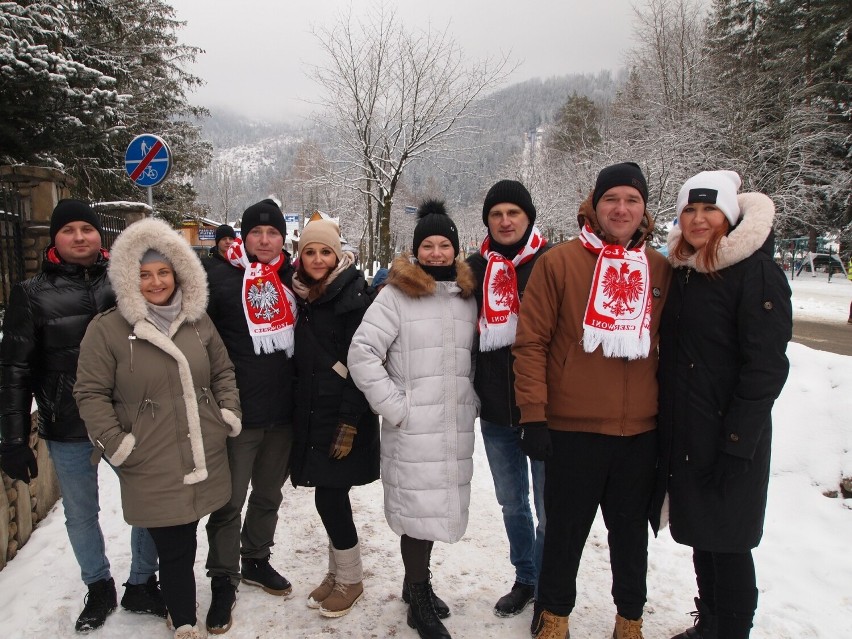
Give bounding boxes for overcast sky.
[168,0,650,122]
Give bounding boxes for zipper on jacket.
[684,267,692,283]
[128,333,136,371]
[505,349,514,426]
[621,357,628,435]
[199,387,211,404]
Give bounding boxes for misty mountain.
[189,70,625,223]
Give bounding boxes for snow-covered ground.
[788,269,852,322]
[0,275,850,639]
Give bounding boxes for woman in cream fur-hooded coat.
[347,255,479,544]
[75,218,242,529]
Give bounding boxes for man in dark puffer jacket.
[0,201,164,632]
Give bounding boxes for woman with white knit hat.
[654,171,792,639]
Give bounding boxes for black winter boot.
[206,575,237,635]
[121,574,168,618]
[240,555,292,596]
[671,597,717,639]
[75,577,117,632]
[494,581,535,617]
[402,578,451,619]
[406,580,452,639]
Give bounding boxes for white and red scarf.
[579,224,651,360]
[227,239,297,356]
[478,226,547,352]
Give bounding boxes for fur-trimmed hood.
[108,217,208,326]
[386,254,476,299]
[667,192,775,272]
[577,191,656,247]
[102,217,234,486]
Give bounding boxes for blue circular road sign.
[125,134,172,187]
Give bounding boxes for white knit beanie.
[676,170,742,226]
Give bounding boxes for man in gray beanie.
[0,201,165,632]
[466,179,550,619]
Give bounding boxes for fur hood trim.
[667,192,774,272]
[109,217,208,326]
[578,191,655,246]
[386,254,476,299]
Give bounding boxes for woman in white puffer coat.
[348,200,478,639]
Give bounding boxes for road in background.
[792,319,852,356]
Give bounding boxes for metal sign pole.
[147,186,153,211]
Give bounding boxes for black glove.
[711,452,751,487]
[0,442,38,484]
[520,422,552,461]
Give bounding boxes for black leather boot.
[405,580,452,639]
[671,597,717,639]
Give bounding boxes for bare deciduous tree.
[310,3,510,265]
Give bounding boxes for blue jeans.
[46,440,159,586]
[480,420,546,588]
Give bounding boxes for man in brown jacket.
[513,163,671,639]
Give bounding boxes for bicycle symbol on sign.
[143,166,158,180]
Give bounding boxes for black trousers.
[147,521,199,629]
[538,429,656,620]
[693,548,757,638]
[315,485,358,550]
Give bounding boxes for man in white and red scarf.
[512,163,672,639]
[203,198,298,635]
[466,179,549,619]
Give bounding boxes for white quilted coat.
[348,256,479,543]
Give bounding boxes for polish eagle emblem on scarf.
[602,262,644,316]
[490,268,519,313]
[247,278,281,321]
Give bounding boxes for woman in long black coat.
[655,171,792,639]
[289,219,379,620]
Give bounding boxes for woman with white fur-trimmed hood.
[75,217,241,639]
[654,171,792,639]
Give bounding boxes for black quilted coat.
[0,252,115,443]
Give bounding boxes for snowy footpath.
[0,275,850,638]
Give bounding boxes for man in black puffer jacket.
[0,200,164,632]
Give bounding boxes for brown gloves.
[329,423,357,459]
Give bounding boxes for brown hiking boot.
[319,581,363,618]
[307,573,336,609]
[531,607,570,639]
[613,613,644,639]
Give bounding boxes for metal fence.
[97,210,126,251]
[0,185,25,311]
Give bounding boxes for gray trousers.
[205,428,293,582]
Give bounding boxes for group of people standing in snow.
[0,160,791,639]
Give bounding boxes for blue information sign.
[125,134,172,187]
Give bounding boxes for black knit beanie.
[481,179,536,226]
[412,200,460,257]
[240,199,286,238]
[592,162,648,210]
[214,224,236,244]
[49,199,102,244]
